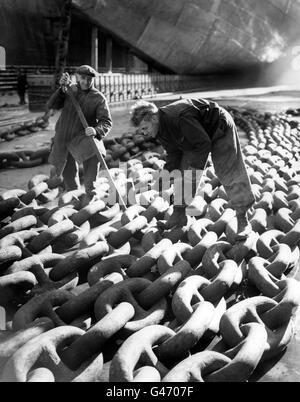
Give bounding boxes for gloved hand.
[85,127,97,137]
[59,72,72,92]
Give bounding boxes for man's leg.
[82,155,100,200]
[62,152,80,192]
[159,152,205,229]
[18,91,23,105]
[211,111,255,239]
[21,92,26,105]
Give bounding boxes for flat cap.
[76,65,97,77]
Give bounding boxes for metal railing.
[0,66,56,91]
[1,66,205,99]
[97,73,204,103]
[1,66,210,111]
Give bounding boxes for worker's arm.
[179,114,212,169]
[164,150,183,172]
[94,96,113,140]
[46,87,66,111]
[46,73,72,111]
[159,133,183,172]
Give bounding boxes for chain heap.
[0,126,161,170]
[0,117,50,143]
[0,108,299,382]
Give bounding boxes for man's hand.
[59,73,72,92]
[85,127,97,137]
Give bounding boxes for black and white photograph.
[0,0,300,385]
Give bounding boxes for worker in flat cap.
[130,99,255,241]
[46,65,112,201]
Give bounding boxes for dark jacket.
[158,98,224,171]
[47,84,112,174]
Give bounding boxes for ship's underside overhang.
[72,0,300,75]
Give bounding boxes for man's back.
[158,98,221,146]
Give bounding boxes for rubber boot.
[81,189,99,207]
[158,206,188,230]
[235,212,252,241]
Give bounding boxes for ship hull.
[73,0,300,74]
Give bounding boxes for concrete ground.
[0,85,300,382]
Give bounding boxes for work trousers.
[181,108,255,214]
[62,153,100,197]
[18,91,26,105]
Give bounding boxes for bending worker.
[47,65,112,201]
[130,98,255,240]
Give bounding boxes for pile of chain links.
[0,122,161,170]
[0,114,51,169]
[0,117,50,143]
[0,107,299,382]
